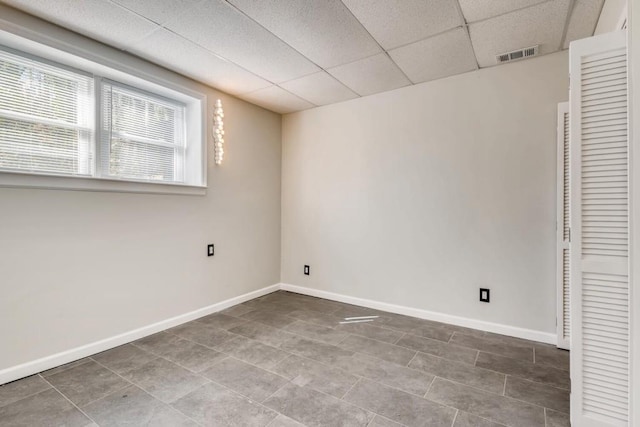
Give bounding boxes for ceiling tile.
[328,53,410,96]
[458,0,549,23]
[129,29,271,95]
[563,0,605,48]
[341,0,462,50]
[3,0,157,49]
[228,0,381,68]
[164,0,319,83]
[469,0,571,68]
[240,86,315,114]
[388,28,477,84]
[110,0,200,26]
[280,72,359,106]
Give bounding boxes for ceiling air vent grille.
[496,45,539,64]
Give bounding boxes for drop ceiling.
[1,0,604,114]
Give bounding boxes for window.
[0,48,94,176]
[101,82,185,183]
[0,38,205,194]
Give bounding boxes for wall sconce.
[213,99,224,165]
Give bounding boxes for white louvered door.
[570,30,629,427]
[557,101,571,350]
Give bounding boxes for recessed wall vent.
[496,45,539,64]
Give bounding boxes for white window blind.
[0,47,94,176]
[0,37,205,194]
[101,82,185,183]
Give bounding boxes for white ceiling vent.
[496,45,539,64]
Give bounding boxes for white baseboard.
[1,281,557,385]
[280,283,557,345]
[0,283,280,385]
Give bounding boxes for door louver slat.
[570,30,629,426]
[557,102,570,350]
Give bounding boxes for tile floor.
[0,291,570,427]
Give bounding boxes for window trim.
[0,169,206,195]
[0,28,207,196]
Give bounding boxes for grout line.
[423,376,437,398]
[427,375,537,402]
[405,351,419,368]
[469,413,510,427]
[40,359,93,379]
[393,332,406,345]
[93,343,275,422]
[337,331,429,354]
[533,347,536,364]
[39,375,103,427]
[71,380,131,409]
[346,367,432,400]
[87,356,211,423]
[448,331,456,344]
[265,414,286,427]
[304,376,378,419]
[473,351,480,366]
[544,408,548,427]
[0,375,55,409]
[503,376,508,396]
[340,377,362,400]
[163,401,205,426]
[450,409,459,427]
[205,377,291,421]
[501,375,570,393]
[263,295,568,417]
[260,376,292,404]
[468,354,570,391]
[19,293,565,427]
[265,416,279,427]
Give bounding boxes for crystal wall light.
[213,99,224,165]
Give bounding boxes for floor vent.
[496,45,539,64]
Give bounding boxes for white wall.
[0,9,282,372]
[282,51,569,335]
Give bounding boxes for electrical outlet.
[207,244,214,257]
[479,288,490,303]
[304,265,310,275]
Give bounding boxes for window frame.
[0,29,207,196]
[99,78,188,183]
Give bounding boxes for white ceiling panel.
[469,0,571,67]
[389,28,477,84]
[128,29,270,95]
[111,0,200,26]
[328,53,410,96]
[240,86,315,114]
[458,0,549,23]
[164,0,319,83]
[341,0,462,50]
[0,0,609,114]
[2,0,157,49]
[227,0,381,68]
[563,0,606,48]
[280,71,359,106]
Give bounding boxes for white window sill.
[0,171,207,196]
